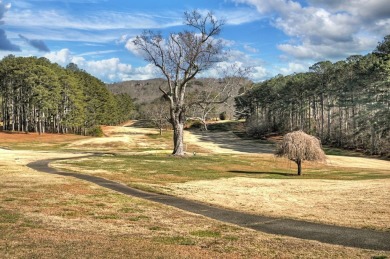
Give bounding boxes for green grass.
[55,153,390,186]
[323,146,366,157]
[190,230,221,238]
[0,209,21,224]
[149,226,164,231]
[146,132,172,141]
[3,142,72,151]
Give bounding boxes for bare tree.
[275,130,326,175]
[186,64,252,130]
[139,97,170,135]
[133,10,224,155]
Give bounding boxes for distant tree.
[186,65,252,130]
[133,10,225,155]
[139,96,170,135]
[374,34,390,56]
[275,130,326,175]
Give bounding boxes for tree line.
[236,35,390,157]
[0,55,135,135]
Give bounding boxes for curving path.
[27,156,390,252]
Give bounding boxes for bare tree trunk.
[370,124,376,155]
[172,120,185,155]
[339,107,343,147]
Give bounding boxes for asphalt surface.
[27,157,390,251]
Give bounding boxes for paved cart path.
[28,157,390,252]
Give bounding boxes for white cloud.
[125,37,144,57]
[278,62,307,75]
[45,48,73,64]
[198,49,269,82]
[232,0,390,61]
[243,44,258,53]
[130,64,160,80]
[250,66,268,81]
[44,48,159,82]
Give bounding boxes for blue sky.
[1,0,389,82]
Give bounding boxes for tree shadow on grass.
[189,130,275,154]
[126,120,155,128]
[229,170,297,177]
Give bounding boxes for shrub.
[86,126,104,137]
[246,123,270,139]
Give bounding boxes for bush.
[246,123,270,139]
[86,126,104,137]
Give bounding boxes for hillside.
[107,78,166,104]
[107,78,252,119]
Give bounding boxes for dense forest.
[0,55,134,135]
[236,36,390,156]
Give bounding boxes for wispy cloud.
[6,7,183,44]
[19,34,50,52]
[8,9,182,31]
[78,49,119,57]
[214,8,264,25]
[243,44,259,53]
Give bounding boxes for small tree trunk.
[297,159,302,176]
[201,119,208,131]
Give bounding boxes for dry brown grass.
[1,123,390,257]
[0,131,87,143]
[1,159,388,258]
[167,177,390,231]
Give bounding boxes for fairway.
[1,122,389,258]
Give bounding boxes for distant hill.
[107,78,252,119]
[107,78,166,104]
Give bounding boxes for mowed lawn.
[53,152,390,231]
[1,128,390,258]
